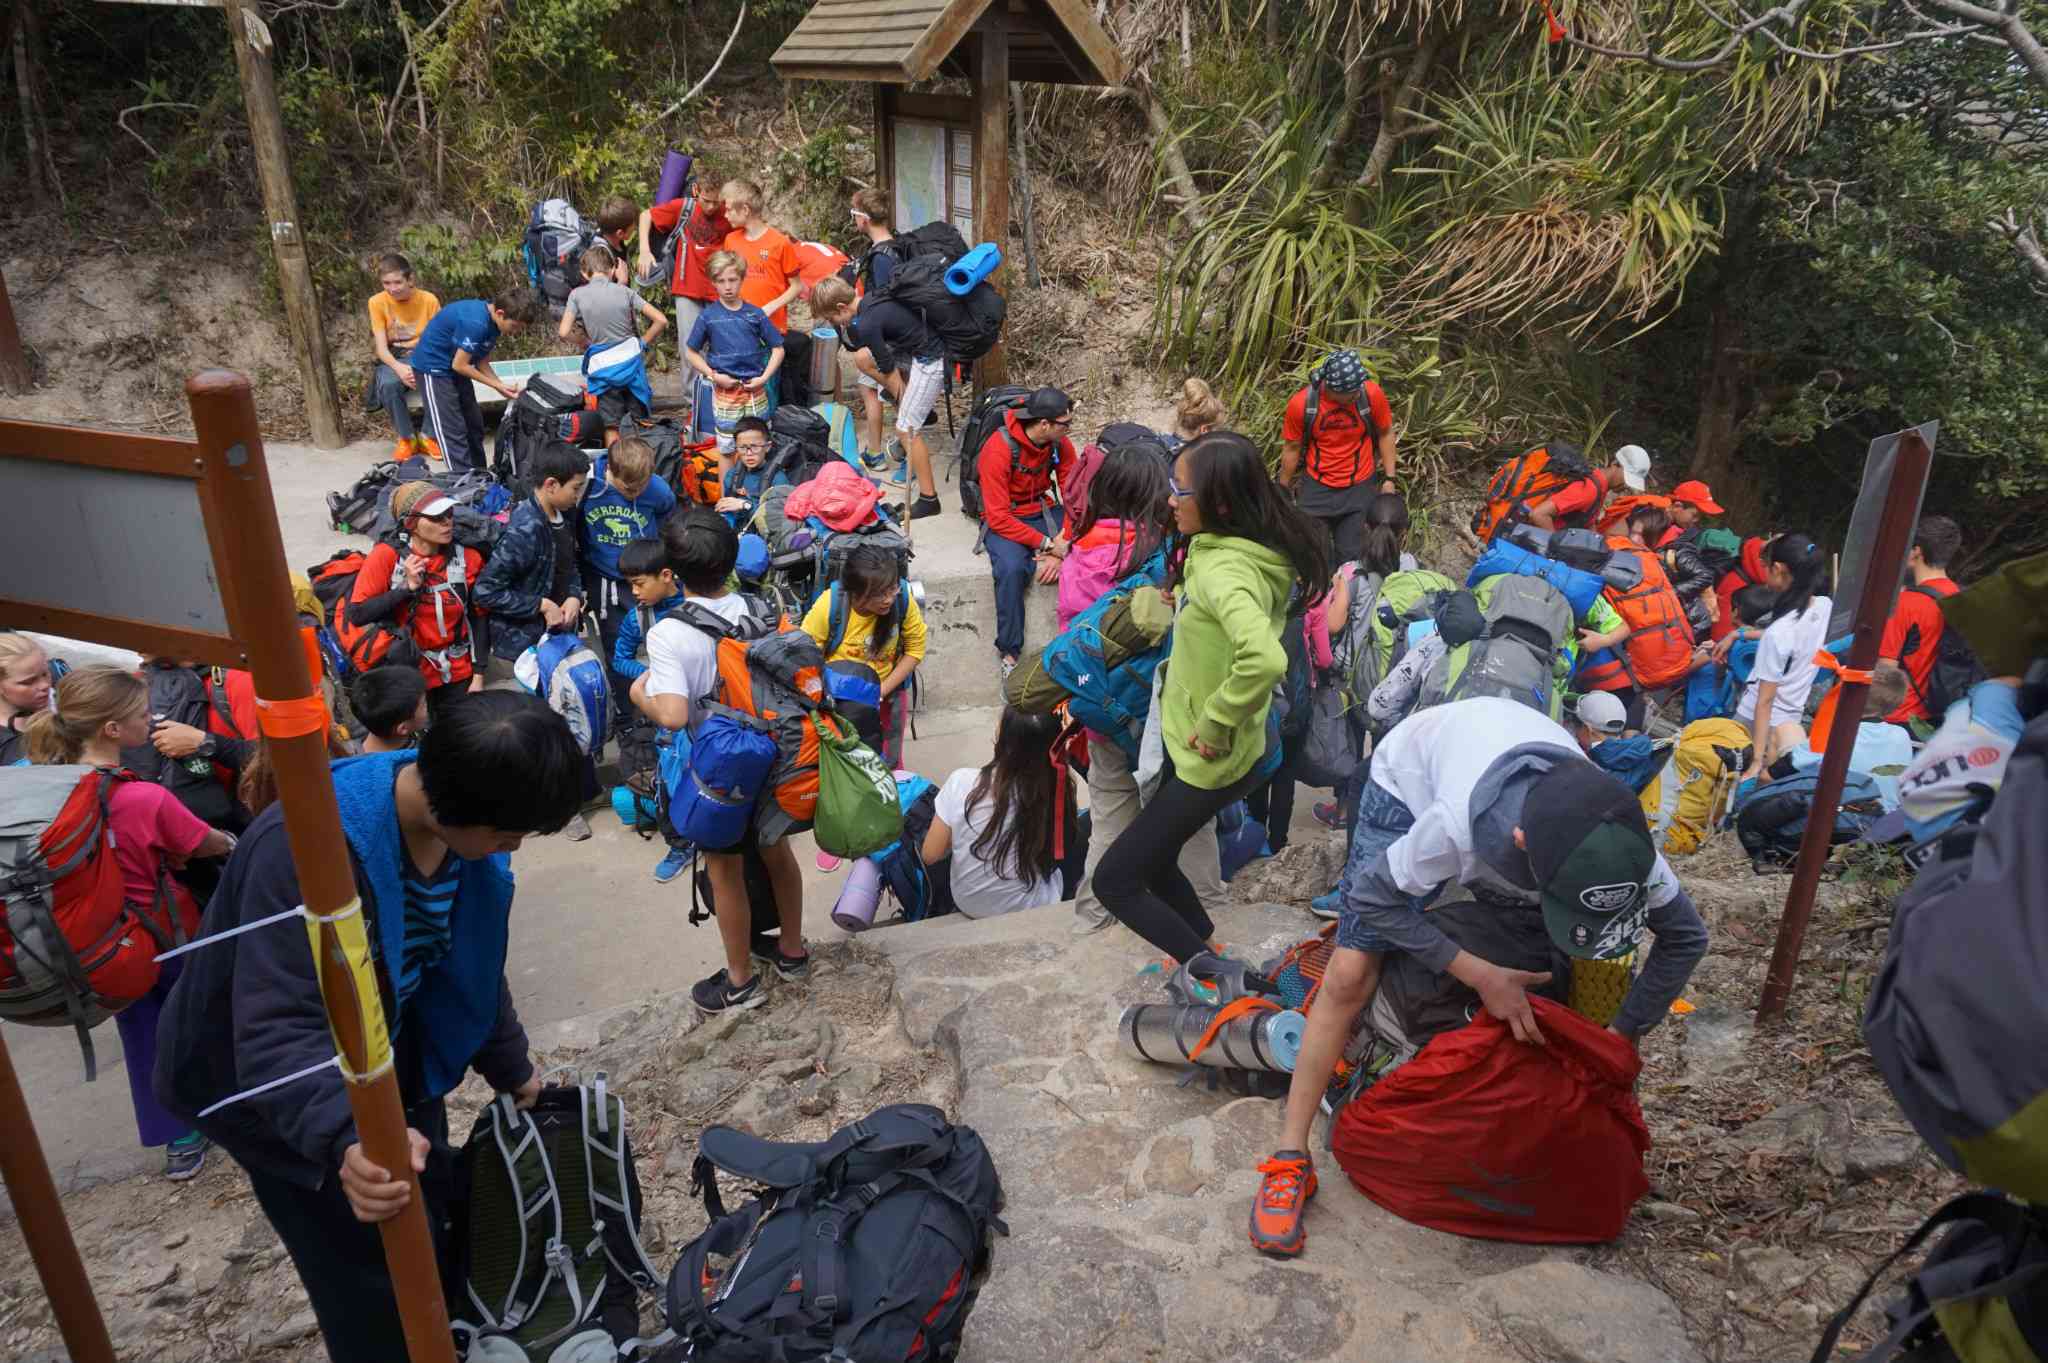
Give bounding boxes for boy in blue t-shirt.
[578,434,677,725]
[412,286,544,472]
[684,250,784,459]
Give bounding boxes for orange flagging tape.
[1187,995,1282,1063]
[256,693,331,739]
[1538,0,1568,42]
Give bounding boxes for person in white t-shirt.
[1722,532,1832,781]
[922,707,1083,918]
[631,509,808,1015]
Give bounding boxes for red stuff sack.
[1330,997,1650,1243]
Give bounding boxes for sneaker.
[885,437,908,464]
[1312,800,1345,830]
[909,495,943,520]
[419,436,445,461]
[165,1133,209,1182]
[750,937,811,981]
[654,846,692,884]
[563,812,592,842]
[1309,887,1345,919]
[999,655,1018,681]
[390,438,416,461]
[691,968,766,1015]
[1249,1151,1318,1256]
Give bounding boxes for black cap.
[1024,387,1074,421]
[1521,763,1656,960]
[1432,591,1486,649]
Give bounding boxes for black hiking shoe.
[750,935,812,981]
[691,968,766,1016]
[910,495,943,520]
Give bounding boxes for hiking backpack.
[1418,574,1576,719]
[1064,423,1171,531]
[871,778,952,923]
[327,460,405,535]
[522,199,596,317]
[499,376,600,496]
[514,632,611,758]
[1902,583,1989,720]
[311,546,476,682]
[659,1104,1006,1363]
[865,250,1007,367]
[668,597,837,846]
[953,384,1036,522]
[1692,527,1744,581]
[451,1078,667,1361]
[1639,717,1750,855]
[1467,529,1609,619]
[1294,378,1381,486]
[1471,442,1596,541]
[1577,537,1695,693]
[1005,551,1171,763]
[616,416,720,506]
[1732,768,1885,870]
[1339,569,1456,720]
[0,766,185,1080]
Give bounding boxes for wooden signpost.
[0,372,453,1362]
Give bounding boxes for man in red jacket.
[980,387,1078,676]
[1878,514,1963,725]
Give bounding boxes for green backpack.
[1417,574,1577,721]
[814,716,903,858]
[1338,568,1456,708]
[451,1077,667,1361]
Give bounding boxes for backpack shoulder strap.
[204,669,247,741]
[462,1095,575,1335]
[824,582,848,659]
[671,601,740,640]
[578,1076,665,1297]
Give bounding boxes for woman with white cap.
[341,481,488,718]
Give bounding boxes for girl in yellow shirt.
[800,545,924,765]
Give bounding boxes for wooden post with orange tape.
[185,370,457,1363]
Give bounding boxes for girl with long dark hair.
[1730,532,1833,779]
[922,706,1083,916]
[1093,431,1330,965]
[1056,442,1174,628]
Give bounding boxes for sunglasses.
[416,510,454,524]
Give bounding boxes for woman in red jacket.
[342,481,487,714]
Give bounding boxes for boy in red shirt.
[980,387,1079,676]
[718,179,803,334]
[1878,514,1963,724]
[639,176,733,347]
[1278,349,1398,562]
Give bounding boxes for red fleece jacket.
[978,410,1078,549]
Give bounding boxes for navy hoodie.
[154,750,532,1188]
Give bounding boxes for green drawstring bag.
[814,714,902,858]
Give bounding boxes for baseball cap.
[1575,690,1628,737]
[1521,763,1655,960]
[1670,480,1725,515]
[1613,445,1651,493]
[392,482,456,524]
[1024,387,1074,421]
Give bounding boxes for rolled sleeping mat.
[831,856,884,933]
[1118,1003,1307,1074]
[656,150,693,205]
[945,242,1003,296]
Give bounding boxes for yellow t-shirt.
[368,289,441,354]
[800,589,927,669]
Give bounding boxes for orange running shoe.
[1249,1150,1317,1257]
[419,435,445,461]
[390,438,416,460]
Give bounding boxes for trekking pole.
[0,1027,114,1363]
[1755,427,1933,1025]
[185,371,458,1363]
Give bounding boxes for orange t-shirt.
[368,289,441,355]
[722,227,802,331]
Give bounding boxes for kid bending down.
[800,545,924,767]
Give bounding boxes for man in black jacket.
[154,692,582,1363]
[1663,480,1726,639]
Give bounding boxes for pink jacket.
[784,461,880,531]
[1057,520,1156,628]
[1302,563,1356,671]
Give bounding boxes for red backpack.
[0,766,186,1079]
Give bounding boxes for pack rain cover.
[1330,997,1650,1243]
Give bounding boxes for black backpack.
[1903,584,1989,719]
[867,254,1007,366]
[895,221,970,263]
[655,1104,1005,1363]
[617,414,689,493]
[498,375,599,496]
[327,461,405,535]
[954,385,1036,522]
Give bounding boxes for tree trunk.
[12,0,42,210]
[1688,194,1765,522]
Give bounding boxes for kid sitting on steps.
[714,417,790,530]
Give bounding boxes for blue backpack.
[1467,536,1607,619]
[515,633,612,757]
[1039,551,1171,764]
[665,709,779,851]
[868,775,949,921]
[1733,768,1886,867]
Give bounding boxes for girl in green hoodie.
[1094,431,1332,965]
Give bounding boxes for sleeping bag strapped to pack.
[1732,768,1885,868]
[1417,574,1576,720]
[1578,536,1696,693]
[522,199,596,317]
[1640,717,1751,855]
[1332,995,1648,1243]
[513,632,612,758]
[1466,534,1607,619]
[1004,551,1171,763]
[1471,442,1597,542]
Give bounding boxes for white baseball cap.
[1576,691,1628,737]
[1613,445,1651,492]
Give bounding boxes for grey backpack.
[1418,574,1576,720]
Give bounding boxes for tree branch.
[1989,207,2048,291]
[116,101,198,162]
[1104,83,1209,231]
[652,0,744,122]
[1356,28,1441,190]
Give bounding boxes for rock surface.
[871,901,1705,1363]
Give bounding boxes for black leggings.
[1094,757,1265,962]
[1245,731,1308,853]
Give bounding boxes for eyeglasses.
[735,442,771,454]
[1051,415,1074,427]
[1168,477,1190,498]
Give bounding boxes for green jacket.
[1163,533,1295,789]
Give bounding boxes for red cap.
[1670,480,1724,515]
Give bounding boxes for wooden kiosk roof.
[770,0,1124,86]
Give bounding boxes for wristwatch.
[1040,535,1054,554]
[196,735,219,760]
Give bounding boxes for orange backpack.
[1593,493,1672,536]
[1472,443,1597,542]
[1580,536,1696,691]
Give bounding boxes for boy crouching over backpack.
[630,509,809,1012]
[153,693,583,1363]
